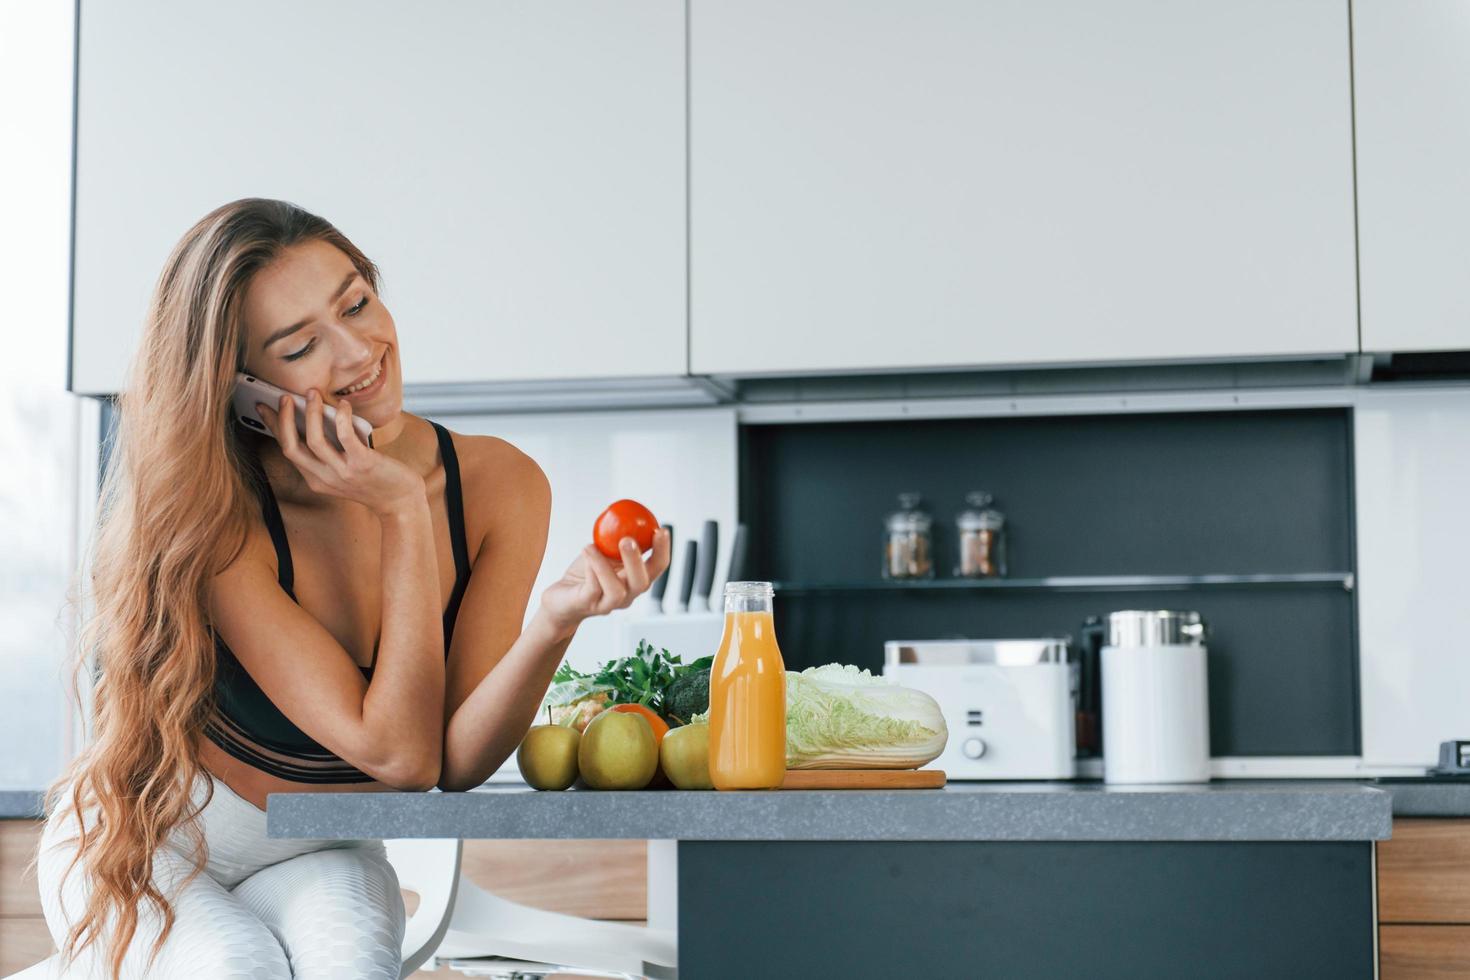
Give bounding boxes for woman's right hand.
[257,389,425,517]
[538,527,672,642]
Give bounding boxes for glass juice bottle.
[708,581,787,790]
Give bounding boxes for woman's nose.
[327,320,375,361]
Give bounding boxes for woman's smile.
[333,350,388,402]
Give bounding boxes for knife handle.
[648,524,674,605]
[726,522,749,584]
[676,540,698,613]
[691,520,719,613]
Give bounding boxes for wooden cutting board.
[780,768,947,790]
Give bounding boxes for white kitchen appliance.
[1100,610,1211,785]
[883,638,1076,780]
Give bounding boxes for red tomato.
[593,499,658,559]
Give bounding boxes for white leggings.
[36,773,405,979]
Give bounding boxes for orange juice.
[708,582,787,790]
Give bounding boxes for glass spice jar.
[883,492,934,580]
[955,491,1007,579]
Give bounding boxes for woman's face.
[239,239,402,429]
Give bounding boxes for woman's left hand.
[539,528,672,641]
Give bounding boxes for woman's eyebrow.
[262,271,361,350]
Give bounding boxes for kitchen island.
[270,781,1390,978]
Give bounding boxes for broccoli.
[666,668,710,723]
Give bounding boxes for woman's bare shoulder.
[444,429,550,501]
[438,429,551,557]
[219,510,275,565]
[207,513,286,618]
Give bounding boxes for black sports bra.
[205,420,471,784]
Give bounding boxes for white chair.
[425,839,678,980]
[1,838,463,980]
[389,837,464,978]
[430,879,678,979]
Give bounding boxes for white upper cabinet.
[71,1,685,395]
[689,0,1359,376]
[1354,1,1470,354]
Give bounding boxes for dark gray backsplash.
[740,408,1359,757]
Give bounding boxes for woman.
[36,197,670,979]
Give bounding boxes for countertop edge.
[266,784,1394,843]
[10,780,1464,826]
[0,790,45,819]
[1378,781,1470,818]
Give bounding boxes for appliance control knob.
[962,737,987,759]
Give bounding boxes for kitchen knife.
[691,521,719,612]
[675,539,698,614]
[726,522,748,585]
[645,523,673,613]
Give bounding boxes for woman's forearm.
[359,495,446,787]
[438,608,573,791]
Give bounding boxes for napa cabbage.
[784,663,947,769]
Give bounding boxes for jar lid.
[956,491,1004,531]
[886,492,932,532]
[1104,610,1206,648]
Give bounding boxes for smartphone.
[233,372,374,452]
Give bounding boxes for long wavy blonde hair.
[43,198,382,979]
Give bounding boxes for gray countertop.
[1374,779,1470,817]
[266,780,1392,843]
[0,790,43,819]
[8,779,1465,825]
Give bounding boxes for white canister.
[1101,610,1211,784]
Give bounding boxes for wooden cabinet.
[1379,819,1470,923]
[1381,927,1470,979]
[1379,819,1470,979]
[689,0,1358,376]
[71,0,686,395]
[1,820,48,975]
[1354,0,1470,354]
